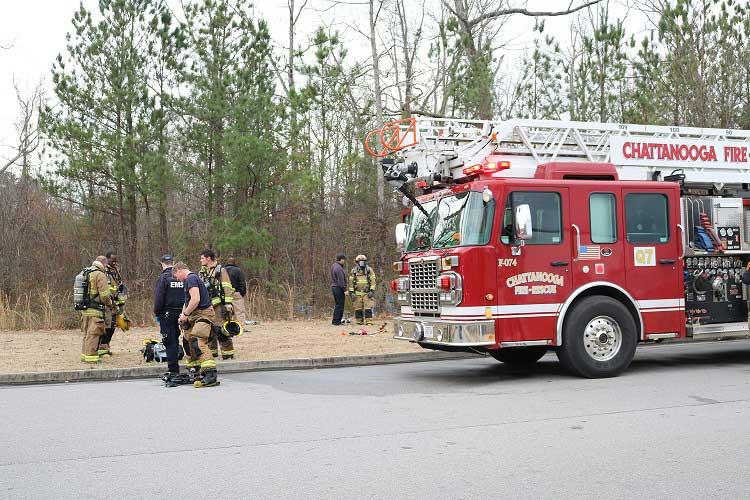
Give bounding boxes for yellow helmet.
[222,320,243,337]
[355,254,367,262]
[116,314,131,331]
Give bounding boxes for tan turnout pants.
[183,307,216,369]
[81,315,105,359]
[352,293,374,324]
[208,304,235,356]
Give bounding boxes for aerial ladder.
[366,116,750,256]
[365,117,750,190]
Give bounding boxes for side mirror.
[395,223,408,251]
[514,204,533,241]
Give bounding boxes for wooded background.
[2,0,750,328]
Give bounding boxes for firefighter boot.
[194,369,220,388]
[354,310,364,325]
[221,352,235,360]
[188,366,201,383]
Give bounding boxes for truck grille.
[409,258,439,290]
[411,291,439,311]
[409,257,440,312]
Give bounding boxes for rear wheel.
[556,296,637,378]
[489,346,547,366]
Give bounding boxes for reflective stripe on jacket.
[348,266,376,295]
[200,265,235,306]
[83,268,112,318]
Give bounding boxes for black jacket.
[224,264,247,296]
[154,266,185,316]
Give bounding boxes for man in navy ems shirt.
[154,254,190,386]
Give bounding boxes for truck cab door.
[567,186,626,295]
[496,187,572,343]
[621,187,684,337]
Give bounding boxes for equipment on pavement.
[162,372,192,387]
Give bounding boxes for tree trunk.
[370,0,389,309]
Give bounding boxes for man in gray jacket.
[330,254,347,325]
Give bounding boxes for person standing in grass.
[99,251,126,357]
[331,253,347,326]
[79,256,113,363]
[348,255,376,325]
[224,257,249,326]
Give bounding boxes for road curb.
[0,351,479,386]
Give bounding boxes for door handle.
[551,261,569,267]
[659,259,676,265]
[571,224,581,261]
[677,224,685,260]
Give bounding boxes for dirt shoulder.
[0,319,421,374]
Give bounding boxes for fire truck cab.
[369,118,750,378]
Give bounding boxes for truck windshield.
[433,191,495,248]
[404,200,438,251]
[405,191,495,251]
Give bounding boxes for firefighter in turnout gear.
[348,255,376,325]
[173,262,219,388]
[199,249,237,360]
[99,252,127,356]
[79,256,113,363]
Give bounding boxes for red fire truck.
[366,117,750,377]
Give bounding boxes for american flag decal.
[579,245,601,260]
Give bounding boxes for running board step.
[688,322,750,338]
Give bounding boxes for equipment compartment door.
[622,187,684,337]
[496,187,571,343]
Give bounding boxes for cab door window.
[590,193,617,244]
[625,193,669,243]
[501,191,562,245]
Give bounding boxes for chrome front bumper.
[393,317,496,346]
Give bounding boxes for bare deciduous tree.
[2,80,43,177]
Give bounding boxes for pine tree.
[43,0,170,271]
[174,0,282,269]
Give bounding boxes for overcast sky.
[0,0,639,172]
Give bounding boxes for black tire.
[489,346,547,366]
[556,296,637,378]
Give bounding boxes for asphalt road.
[2,341,750,500]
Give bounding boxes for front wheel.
[556,296,637,378]
[489,346,547,366]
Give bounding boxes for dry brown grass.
[0,286,341,330]
[0,318,419,374]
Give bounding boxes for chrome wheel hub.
[583,315,622,362]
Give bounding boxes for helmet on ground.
[355,254,367,262]
[116,314,131,331]
[223,320,243,337]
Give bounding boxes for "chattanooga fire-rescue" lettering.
[622,141,749,163]
[506,272,564,288]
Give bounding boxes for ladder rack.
[367,117,750,187]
